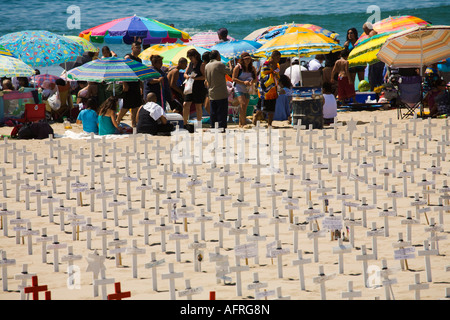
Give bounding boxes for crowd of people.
[1,24,449,137]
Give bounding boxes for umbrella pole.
[113,82,116,97]
[299,53,303,87]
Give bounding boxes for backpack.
[17,121,54,140]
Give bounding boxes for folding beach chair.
[396,75,423,119]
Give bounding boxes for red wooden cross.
[107,282,131,300]
[24,276,51,300]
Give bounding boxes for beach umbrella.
[32,74,62,88]
[0,30,84,68]
[63,36,99,53]
[0,55,36,78]
[139,43,185,63]
[356,15,430,44]
[209,40,262,59]
[253,29,343,58]
[0,45,15,58]
[66,57,160,83]
[247,23,337,44]
[348,32,396,67]
[377,26,450,73]
[79,15,190,45]
[187,31,235,48]
[159,45,229,66]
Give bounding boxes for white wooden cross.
[355,244,376,288]
[10,211,29,245]
[83,218,98,250]
[209,246,230,284]
[44,134,57,158]
[307,223,326,262]
[161,263,184,300]
[122,205,140,236]
[341,280,362,300]
[188,234,206,272]
[251,174,267,207]
[54,199,71,232]
[47,235,68,272]
[312,265,336,300]
[14,264,35,300]
[356,197,376,228]
[344,212,362,248]
[0,168,12,199]
[214,217,231,249]
[30,184,46,217]
[379,203,396,237]
[63,143,77,172]
[248,272,268,300]
[54,140,66,165]
[269,240,290,278]
[71,177,88,207]
[35,227,52,264]
[162,192,180,223]
[387,185,403,213]
[68,208,86,241]
[61,246,82,287]
[155,217,173,252]
[246,227,266,265]
[417,240,438,283]
[74,147,89,176]
[229,256,250,297]
[18,146,32,174]
[195,209,213,241]
[178,279,203,300]
[21,222,39,255]
[401,210,420,244]
[289,217,306,253]
[408,273,429,300]
[29,153,42,181]
[0,250,16,292]
[126,239,146,279]
[145,252,165,291]
[203,181,218,213]
[96,221,114,257]
[151,182,165,216]
[292,249,311,291]
[38,158,53,187]
[0,203,14,237]
[392,232,415,271]
[229,221,248,247]
[93,268,115,300]
[169,225,189,262]
[367,222,384,260]
[43,190,59,224]
[380,259,398,300]
[108,231,127,267]
[332,238,352,274]
[139,211,156,245]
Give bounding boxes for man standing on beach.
[363,22,385,91]
[205,50,229,130]
[331,49,356,104]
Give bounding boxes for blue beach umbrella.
[0,30,84,68]
[209,40,262,59]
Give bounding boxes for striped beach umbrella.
[63,36,99,53]
[187,31,235,48]
[209,40,262,59]
[356,15,430,44]
[348,32,396,67]
[253,24,337,44]
[253,29,343,58]
[0,55,36,78]
[66,57,160,83]
[377,26,450,73]
[79,15,190,45]
[0,30,84,68]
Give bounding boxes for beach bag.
[47,87,61,111]
[17,121,54,140]
[184,78,194,95]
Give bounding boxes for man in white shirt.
[308,55,325,71]
[284,57,307,87]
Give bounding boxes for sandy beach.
[0,108,449,301]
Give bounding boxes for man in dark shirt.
[117,41,144,127]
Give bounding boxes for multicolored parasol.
[187,31,235,48]
[63,36,99,53]
[348,32,396,67]
[79,15,190,45]
[209,40,262,59]
[0,55,36,78]
[158,45,229,66]
[139,43,185,63]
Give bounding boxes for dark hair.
[279,75,292,89]
[55,79,66,86]
[271,50,281,58]
[238,52,256,77]
[102,46,112,57]
[210,50,221,60]
[150,54,163,65]
[217,28,228,40]
[18,77,30,87]
[202,52,211,63]
[186,48,201,63]
[346,28,359,41]
[132,41,141,47]
[178,57,188,65]
[98,96,118,116]
[322,82,333,93]
[86,97,98,112]
[340,49,350,58]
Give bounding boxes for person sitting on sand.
[425,79,449,117]
[135,93,174,136]
[98,96,122,135]
[331,49,356,104]
[76,97,99,134]
[322,82,337,125]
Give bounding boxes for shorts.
[256,98,276,113]
[235,92,250,99]
[337,76,356,101]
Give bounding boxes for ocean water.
[1,0,449,74]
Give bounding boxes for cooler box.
[166,113,184,129]
[355,92,377,104]
[291,95,324,129]
[24,103,46,122]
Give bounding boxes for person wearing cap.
[284,57,307,87]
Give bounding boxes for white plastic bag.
[184,78,194,95]
[47,87,61,111]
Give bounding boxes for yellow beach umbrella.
[139,43,184,63]
[64,35,99,53]
[348,32,395,67]
[159,45,229,66]
[253,28,343,58]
